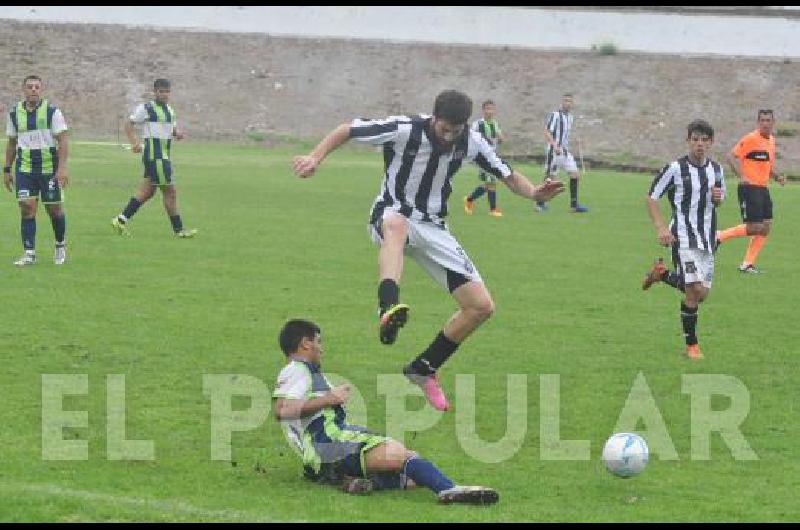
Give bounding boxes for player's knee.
[19,202,35,217]
[472,297,495,321]
[382,216,408,239]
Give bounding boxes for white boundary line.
[0,481,298,522]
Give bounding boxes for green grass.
[0,141,798,521]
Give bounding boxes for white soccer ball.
[602,433,649,478]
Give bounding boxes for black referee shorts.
[738,183,772,223]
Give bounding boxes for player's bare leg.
[404,281,494,411]
[378,213,410,345]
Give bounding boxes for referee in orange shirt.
[716,109,786,273]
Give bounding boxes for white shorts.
[544,151,578,176]
[674,247,714,288]
[369,212,483,292]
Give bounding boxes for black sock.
[378,279,399,315]
[121,197,142,221]
[488,189,497,210]
[51,215,66,244]
[410,331,459,375]
[170,214,183,233]
[468,186,486,202]
[570,178,578,207]
[680,302,698,346]
[662,270,685,292]
[21,218,36,250]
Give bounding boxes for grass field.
[0,141,798,522]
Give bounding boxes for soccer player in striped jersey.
[642,120,726,360]
[111,78,196,238]
[464,99,506,217]
[537,94,589,213]
[3,75,69,266]
[716,109,786,274]
[293,90,563,411]
[273,319,499,504]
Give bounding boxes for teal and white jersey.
[273,359,335,454]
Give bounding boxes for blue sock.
[51,215,66,244]
[403,457,454,494]
[468,186,486,202]
[488,189,497,209]
[169,214,183,233]
[121,197,142,220]
[21,218,36,250]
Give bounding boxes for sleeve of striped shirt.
[349,116,405,145]
[272,363,311,400]
[545,111,556,133]
[129,104,147,124]
[467,130,512,179]
[51,109,68,134]
[648,163,676,199]
[6,113,16,138]
[716,164,726,200]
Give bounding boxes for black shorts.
[738,183,772,223]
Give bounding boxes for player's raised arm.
[292,122,351,178]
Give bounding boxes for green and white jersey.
[471,118,501,149]
[6,99,68,175]
[130,101,176,161]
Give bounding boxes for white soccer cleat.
[175,228,198,238]
[437,485,499,505]
[54,245,66,265]
[14,250,37,267]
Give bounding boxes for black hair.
[23,75,42,85]
[154,78,171,90]
[687,119,714,140]
[482,99,495,108]
[433,90,472,125]
[278,319,321,356]
[563,93,573,98]
[758,109,774,119]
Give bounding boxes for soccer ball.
[602,432,649,478]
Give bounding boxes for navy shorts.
[15,172,63,203]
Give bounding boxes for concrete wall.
[3,6,800,59]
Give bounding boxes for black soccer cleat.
[379,303,410,345]
[437,485,499,505]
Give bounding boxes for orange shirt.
[731,129,775,187]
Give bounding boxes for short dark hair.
[563,93,573,98]
[433,90,472,125]
[687,119,714,140]
[482,99,495,109]
[23,75,42,85]
[278,319,321,356]
[154,78,171,90]
[758,109,774,119]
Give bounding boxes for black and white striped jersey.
[350,114,513,226]
[545,109,573,153]
[648,156,726,252]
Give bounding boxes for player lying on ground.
[272,319,499,505]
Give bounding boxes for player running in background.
[111,78,196,238]
[464,99,506,217]
[292,90,563,411]
[642,120,725,360]
[273,319,499,504]
[716,109,786,274]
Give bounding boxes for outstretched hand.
[293,155,319,178]
[532,178,565,203]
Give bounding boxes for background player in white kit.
[536,93,589,213]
